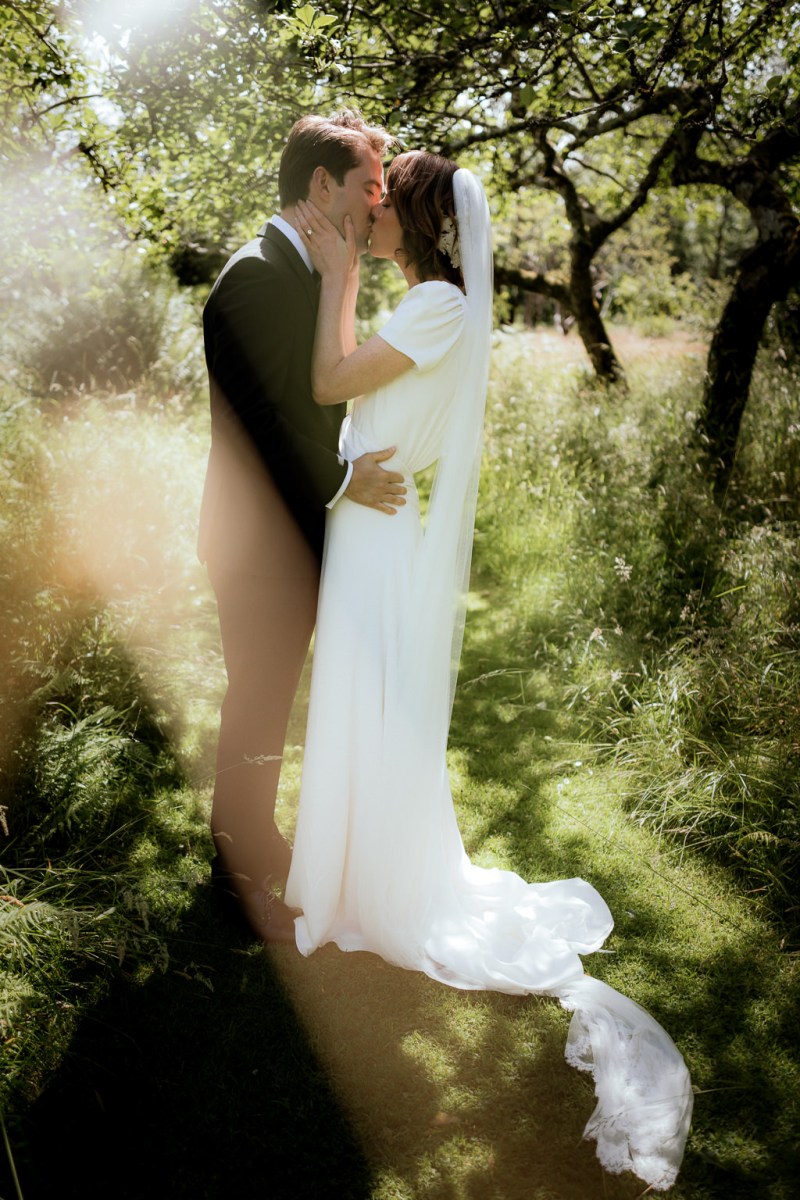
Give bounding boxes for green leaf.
[638,22,661,44]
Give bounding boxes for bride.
[283,151,693,1191]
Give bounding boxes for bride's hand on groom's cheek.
[295,200,355,276]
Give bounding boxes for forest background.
[1,2,799,1199]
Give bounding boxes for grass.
[1,326,799,1198]
[479,327,800,933]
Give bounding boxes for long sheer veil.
[398,168,493,747]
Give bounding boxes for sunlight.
[79,0,198,46]
[0,145,215,768]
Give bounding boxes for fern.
[0,973,39,1036]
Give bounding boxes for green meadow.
[1,327,798,1199]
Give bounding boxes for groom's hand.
[346,448,407,514]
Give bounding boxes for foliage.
[479,330,800,932]
[0,130,207,402]
[0,0,96,164]
[70,0,321,274]
[21,258,171,395]
[768,288,800,364]
[0,382,213,1113]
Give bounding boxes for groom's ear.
[308,165,333,210]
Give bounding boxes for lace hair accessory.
[437,215,461,269]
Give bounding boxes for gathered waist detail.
[340,417,411,480]
[340,416,419,512]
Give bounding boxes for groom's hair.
[279,110,392,208]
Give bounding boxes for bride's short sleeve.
[378,282,465,372]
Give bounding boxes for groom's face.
[324,145,384,254]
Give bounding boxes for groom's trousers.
[207,560,319,889]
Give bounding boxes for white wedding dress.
[285,177,692,1191]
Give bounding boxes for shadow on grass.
[1,879,637,1200]
[2,883,374,1200]
[672,941,800,1200]
[247,939,640,1200]
[9,885,797,1200]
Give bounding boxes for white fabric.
[379,280,465,369]
[285,172,692,1192]
[324,458,352,509]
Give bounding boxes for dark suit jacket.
[198,223,348,573]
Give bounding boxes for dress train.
[286,226,692,1189]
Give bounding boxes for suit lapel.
[260,223,319,315]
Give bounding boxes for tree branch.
[38,93,104,117]
[589,126,682,249]
[534,129,588,237]
[751,97,800,173]
[0,0,63,58]
[494,263,572,309]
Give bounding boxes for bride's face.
[368,194,404,262]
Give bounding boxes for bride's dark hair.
[387,152,463,287]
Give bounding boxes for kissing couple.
[199,110,693,1191]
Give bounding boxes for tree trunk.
[570,242,624,382]
[700,234,800,494]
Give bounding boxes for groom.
[199,111,404,940]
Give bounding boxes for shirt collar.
[270,213,314,273]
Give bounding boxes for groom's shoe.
[209,856,300,944]
[243,885,301,945]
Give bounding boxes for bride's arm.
[296,200,413,406]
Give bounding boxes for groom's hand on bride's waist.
[346,447,407,514]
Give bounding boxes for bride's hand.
[295,199,357,280]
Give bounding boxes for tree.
[5,0,799,486]
[670,84,800,491]
[1,1,325,283]
[306,0,800,481]
[0,0,125,185]
[73,0,316,282]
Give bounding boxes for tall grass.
[477,328,800,935]
[1,318,798,1193]
[0,382,215,1114]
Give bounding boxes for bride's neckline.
[408,279,465,295]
